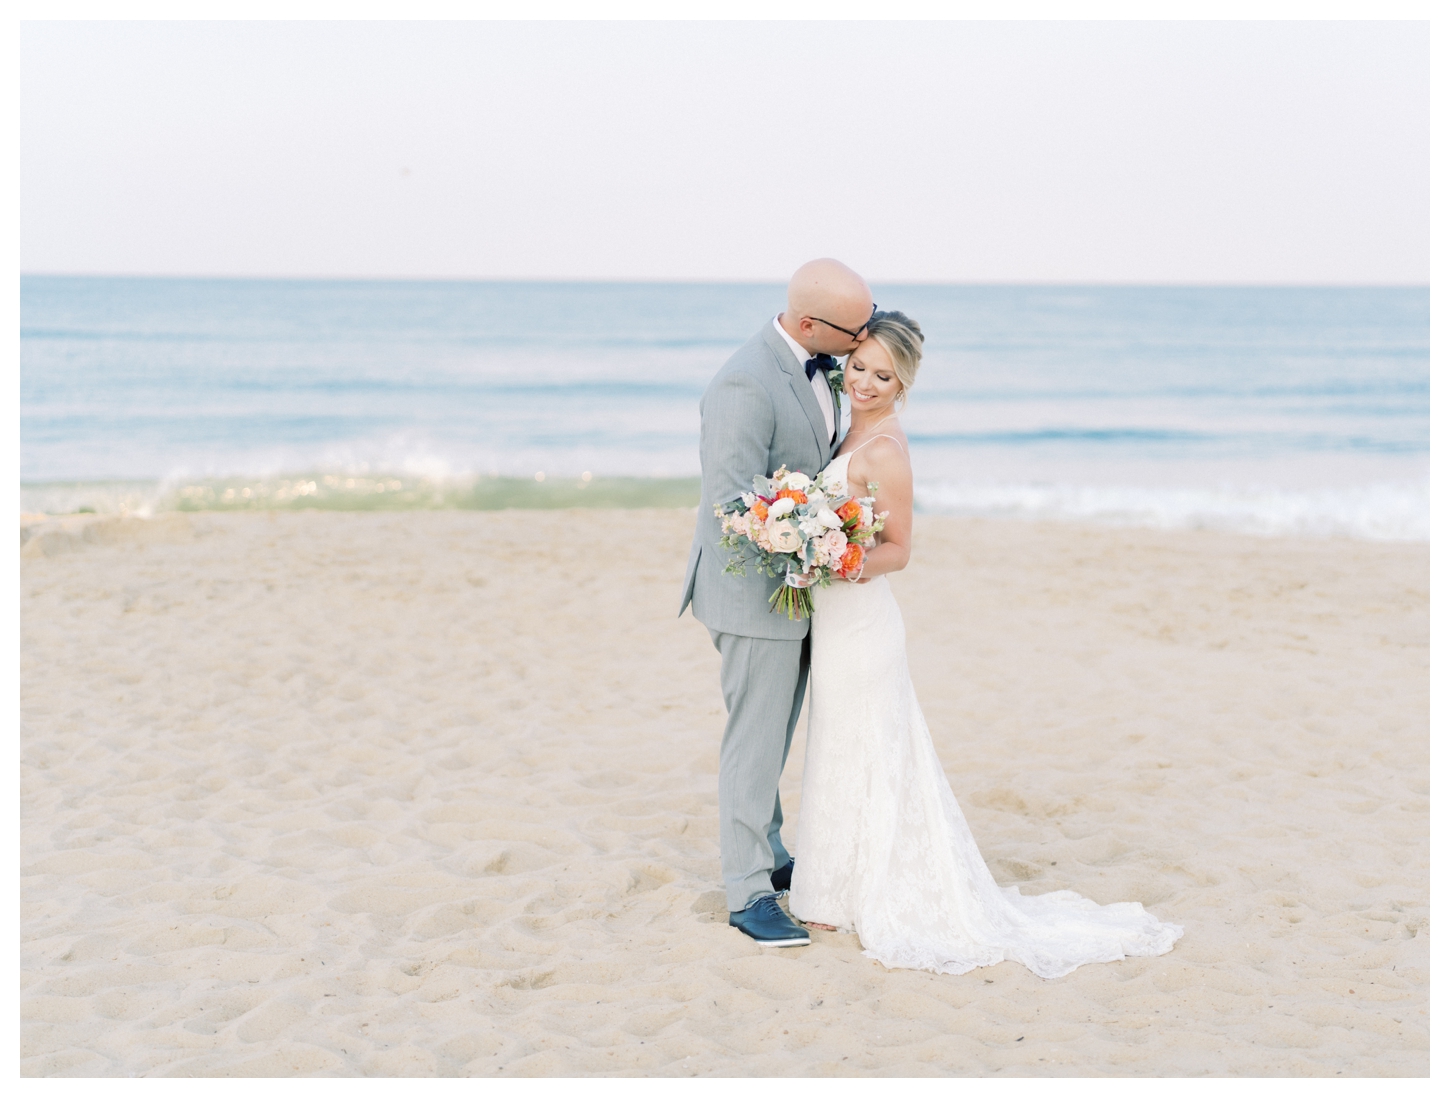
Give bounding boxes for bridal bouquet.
[714,465,887,620]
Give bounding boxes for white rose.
[782,471,812,491]
[817,507,843,530]
[766,519,803,553]
[768,497,797,519]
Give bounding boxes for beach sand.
[19,509,1428,1077]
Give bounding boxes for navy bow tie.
[805,354,835,381]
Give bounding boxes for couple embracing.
[679,259,1182,978]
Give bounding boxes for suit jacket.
[679,321,842,640]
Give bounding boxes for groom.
[679,258,875,946]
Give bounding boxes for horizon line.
[16,271,1431,290]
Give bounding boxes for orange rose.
[749,500,769,521]
[836,499,862,528]
[837,543,864,577]
[780,488,808,506]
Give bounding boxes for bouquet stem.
[769,582,816,621]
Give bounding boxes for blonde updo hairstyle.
[855,310,924,406]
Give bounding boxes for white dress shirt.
[773,315,837,444]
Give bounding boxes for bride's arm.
[851,440,913,580]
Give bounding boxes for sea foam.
[915,479,1429,542]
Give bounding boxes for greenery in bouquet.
[714,465,888,620]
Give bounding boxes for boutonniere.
[826,368,845,396]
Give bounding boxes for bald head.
[780,258,875,356]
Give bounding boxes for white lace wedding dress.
[790,450,1183,978]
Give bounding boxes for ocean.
[19,276,1429,540]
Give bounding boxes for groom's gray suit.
[679,320,841,912]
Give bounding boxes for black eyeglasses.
[807,303,876,341]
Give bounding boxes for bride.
[790,311,1183,979]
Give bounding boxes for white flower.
[768,497,797,519]
[817,507,843,530]
[858,502,874,527]
[782,471,812,491]
[820,530,847,561]
[765,519,802,553]
[797,515,824,539]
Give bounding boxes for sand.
[19,508,1429,1077]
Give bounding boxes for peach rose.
[766,519,803,553]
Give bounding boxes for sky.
[18,19,1430,283]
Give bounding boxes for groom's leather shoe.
[728,895,809,947]
[770,859,794,892]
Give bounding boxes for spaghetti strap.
[839,429,906,484]
[868,433,905,453]
[840,432,904,461]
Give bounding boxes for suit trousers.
[709,627,811,912]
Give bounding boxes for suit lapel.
[831,382,843,455]
[763,325,830,466]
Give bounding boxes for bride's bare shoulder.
[853,429,913,481]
